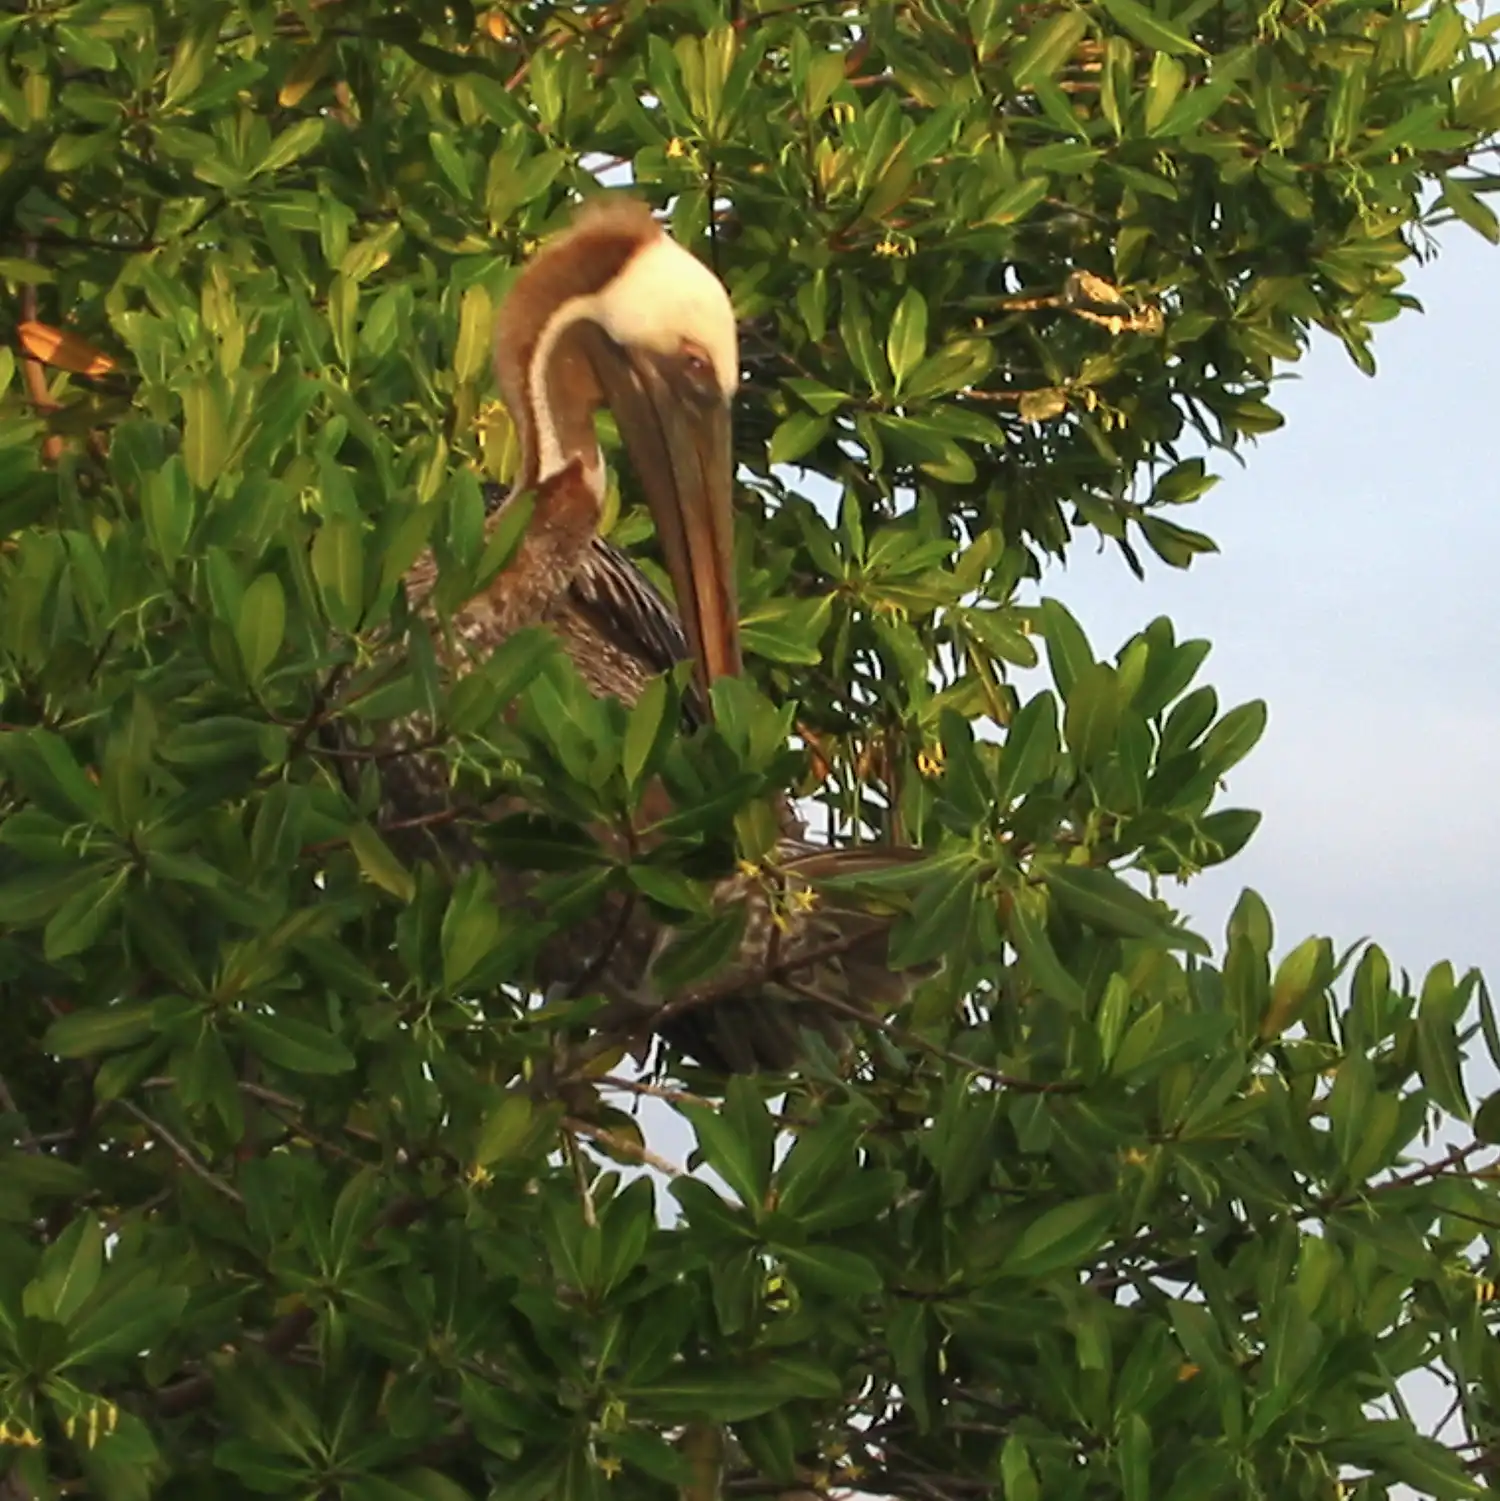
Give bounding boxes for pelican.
[367,197,923,1074]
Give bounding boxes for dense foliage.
[2,0,1500,1498]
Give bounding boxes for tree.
[2,0,1499,1497]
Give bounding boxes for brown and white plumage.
[360,198,925,1074]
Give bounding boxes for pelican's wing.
[479,481,707,729]
[571,538,708,731]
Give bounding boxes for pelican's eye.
[678,341,717,394]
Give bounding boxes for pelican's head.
[494,197,741,695]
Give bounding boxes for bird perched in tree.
[352,197,927,1075]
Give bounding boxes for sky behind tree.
[1033,226,1499,1013]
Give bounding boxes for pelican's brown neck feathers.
[493,199,662,492]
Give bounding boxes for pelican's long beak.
[587,340,741,699]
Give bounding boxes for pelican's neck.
[514,299,607,504]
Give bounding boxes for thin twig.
[116,1100,245,1204]
[598,1075,718,1110]
[565,1126,600,1226]
[566,1117,685,1178]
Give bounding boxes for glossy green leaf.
[1002,1195,1115,1277]
[181,380,226,491]
[1099,0,1204,56]
[236,1012,356,1075]
[312,515,365,632]
[236,572,286,683]
[887,287,930,391]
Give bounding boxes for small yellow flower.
[597,1455,623,1479]
[465,1163,493,1189]
[790,885,819,914]
[917,745,945,778]
[875,237,901,257]
[666,137,687,159]
[737,859,763,879]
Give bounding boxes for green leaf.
[1099,0,1204,55]
[61,1279,189,1368]
[1040,598,1095,698]
[0,729,105,820]
[1197,700,1267,776]
[1143,50,1185,133]
[741,593,833,664]
[1043,864,1209,954]
[683,1081,774,1210]
[348,822,415,901]
[628,1358,841,1422]
[1118,1412,1152,1501]
[984,175,1050,225]
[236,572,286,683]
[143,455,195,569]
[1443,175,1500,245]
[1012,10,1089,88]
[1007,888,1085,1008]
[45,131,114,173]
[23,1215,104,1324]
[622,673,673,793]
[1002,1195,1115,1277]
[993,692,1060,807]
[45,1002,156,1059]
[778,1245,883,1298]
[1260,936,1333,1039]
[44,866,127,960]
[838,282,887,395]
[768,412,830,467]
[454,283,492,384]
[181,379,226,491]
[889,862,978,969]
[1417,962,1471,1119]
[1001,1436,1040,1501]
[236,1012,355,1075]
[312,515,365,632]
[886,287,929,392]
[258,118,325,175]
[441,870,505,991]
[1063,661,1121,768]
[1474,1090,1500,1145]
[474,1092,537,1168]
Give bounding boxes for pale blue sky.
[1040,225,1500,995]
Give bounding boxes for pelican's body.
[358,198,921,1073]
